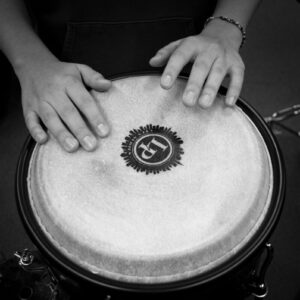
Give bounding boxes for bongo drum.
[16,74,285,299]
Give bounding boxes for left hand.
[149,20,245,108]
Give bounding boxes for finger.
[67,83,109,137]
[225,66,244,106]
[182,52,216,106]
[24,110,48,143]
[161,41,195,89]
[39,102,79,152]
[198,59,227,108]
[76,64,112,91]
[52,96,98,151]
[149,39,182,67]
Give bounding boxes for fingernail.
[97,123,109,137]
[65,137,78,151]
[36,132,46,142]
[83,135,97,150]
[183,90,195,106]
[199,94,213,107]
[161,74,172,87]
[227,96,236,106]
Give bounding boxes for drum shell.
[15,76,285,298]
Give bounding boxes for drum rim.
[15,72,285,293]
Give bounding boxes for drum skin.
[16,74,285,296]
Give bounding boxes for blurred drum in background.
[16,74,285,299]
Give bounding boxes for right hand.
[17,58,112,152]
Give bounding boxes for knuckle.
[203,85,217,95]
[157,49,167,56]
[42,110,54,124]
[60,104,78,119]
[51,74,65,86]
[75,63,84,69]
[230,83,242,91]
[239,61,245,71]
[209,41,222,53]
[187,80,201,92]
[86,107,101,121]
[57,129,69,141]
[228,54,245,69]
[74,125,90,138]
[30,125,42,135]
[233,64,245,75]
[24,111,34,124]
[194,59,209,71]
[229,85,241,96]
[172,49,188,62]
[66,76,80,87]
[186,36,199,46]
[213,66,226,76]
[165,64,177,75]
[79,95,94,106]
[39,104,53,123]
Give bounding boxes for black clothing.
[25,0,217,76]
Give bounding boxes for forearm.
[213,0,262,28]
[0,0,56,75]
[202,0,262,49]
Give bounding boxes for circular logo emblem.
[121,124,184,175]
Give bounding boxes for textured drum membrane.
[27,75,273,283]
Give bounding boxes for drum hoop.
[15,72,285,293]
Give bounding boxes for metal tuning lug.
[265,104,300,137]
[246,243,274,299]
[265,104,300,124]
[14,248,34,267]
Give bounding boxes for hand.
[17,57,111,152]
[149,20,245,108]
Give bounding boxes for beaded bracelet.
[204,16,246,48]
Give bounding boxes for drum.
[16,74,285,299]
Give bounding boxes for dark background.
[0,0,300,299]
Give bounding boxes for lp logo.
[134,135,172,165]
[121,124,184,174]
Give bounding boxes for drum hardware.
[245,243,273,299]
[14,249,61,300]
[265,104,300,136]
[1,248,68,300]
[15,248,59,289]
[14,249,34,267]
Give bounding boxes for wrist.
[201,18,243,50]
[13,47,58,79]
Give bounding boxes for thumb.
[76,64,112,91]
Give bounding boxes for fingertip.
[149,55,163,66]
[98,78,112,86]
[64,137,79,152]
[198,94,213,109]
[34,131,48,144]
[97,123,110,138]
[226,96,237,106]
[94,79,112,91]
[182,90,197,107]
[160,74,173,89]
[82,135,98,152]
[149,59,158,67]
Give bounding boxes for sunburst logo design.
[121,124,184,175]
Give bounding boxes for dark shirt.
[25,0,217,76]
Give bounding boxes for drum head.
[17,74,284,291]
